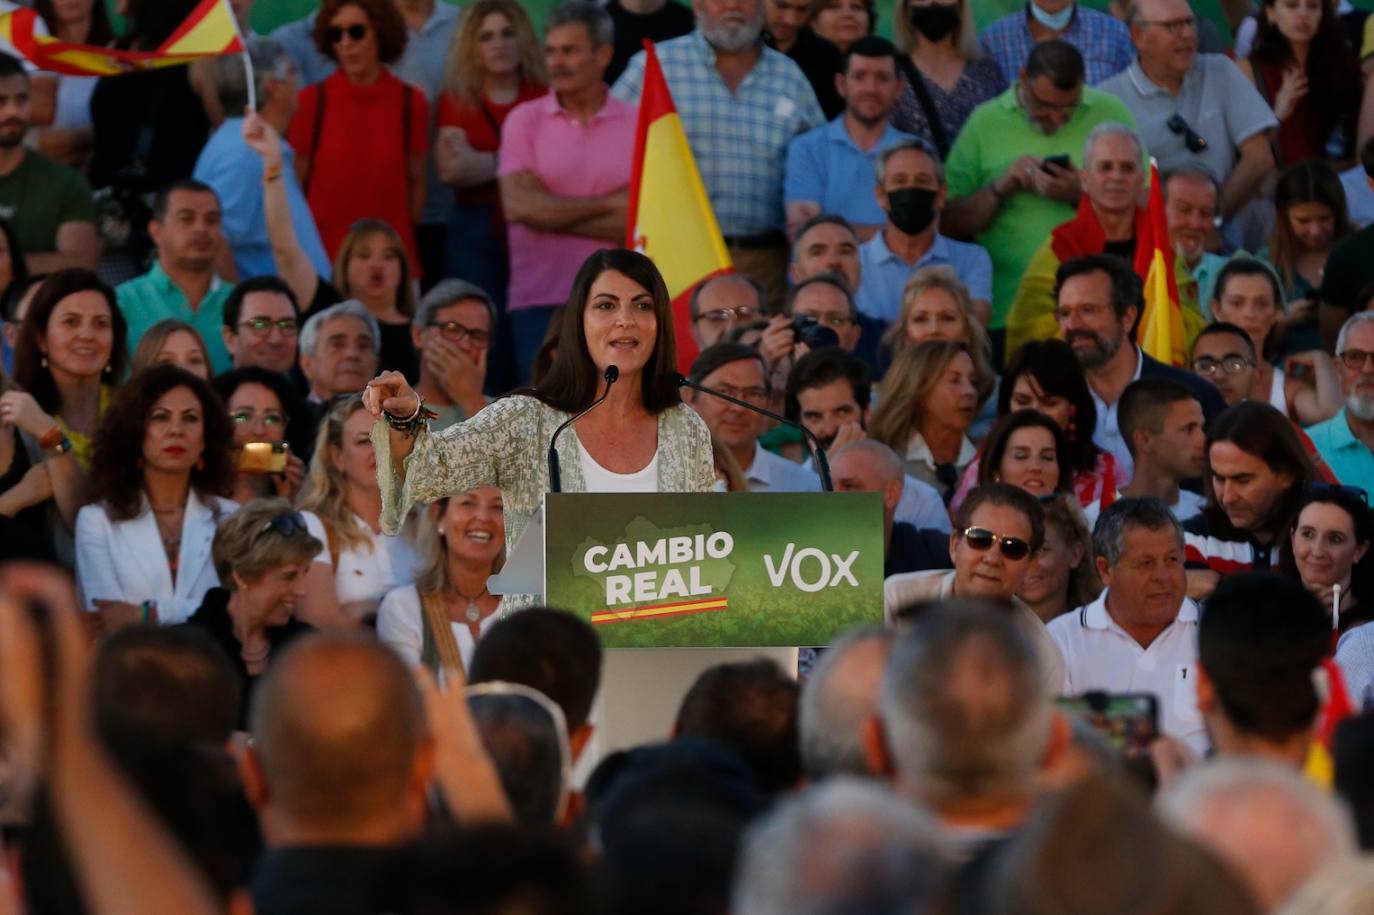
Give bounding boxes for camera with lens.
[790,314,839,349]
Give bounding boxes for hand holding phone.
[1041,154,1073,172]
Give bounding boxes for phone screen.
[237,441,288,474]
[1055,692,1159,757]
[1041,154,1072,171]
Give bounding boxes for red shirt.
[288,69,430,272]
[436,81,545,209]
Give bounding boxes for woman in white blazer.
[76,365,238,628]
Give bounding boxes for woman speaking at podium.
[362,248,715,613]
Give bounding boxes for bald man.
[830,439,951,577]
[242,633,435,915]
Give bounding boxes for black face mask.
[908,2,960,42]
[886,187,938,235]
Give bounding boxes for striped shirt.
[1182,512,1281,576]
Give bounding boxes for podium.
[490,492,885,764]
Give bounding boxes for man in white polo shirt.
[1048,496,1206,755]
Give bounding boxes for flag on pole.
[625,40,732,371]
[0,0,243,77]
[1137,160,1189,367]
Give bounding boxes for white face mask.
[1029,0,1075,30]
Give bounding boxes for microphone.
[676,373,833,492]
[548,365,620,493]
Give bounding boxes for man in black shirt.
[763,0,844,117]
[605,0,696,83]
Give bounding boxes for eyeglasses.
[257,512,309,540]
[231,408,286,427]
[427,320,491,347]
[694,305,761,325]
[1138,14,1197,34]
[238,317,299,338]
[1191,355,1253,376]
[1304,481,1369,504]
[326,23,369,44]
[1166,114,1208,153]
[802,311,854,329]
[959,526,1033,560]
[1338,349,1374,371]
[712,384,769,406]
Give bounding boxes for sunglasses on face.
[959,526,1032,561]
[327,23,369,44]
[1166,114,1208,153]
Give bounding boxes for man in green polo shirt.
[942,39,1138,359]
[116,179,234,374]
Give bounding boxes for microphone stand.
[547,366,620,493]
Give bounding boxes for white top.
[51,74,96,131]
[301,510,421,609]
[577,435,660,493]
[1047,589,1208,756]
[1269,366,1289,418]
[376,583,502,671]
[1083,488,1205,529]
[746,441,820,493]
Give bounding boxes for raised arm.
[241,113,321,311]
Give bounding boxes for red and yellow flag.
[0,0,243,77]
[625,40,732,370]
[1137,161,1189,367]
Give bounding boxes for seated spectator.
[732,778,951,914]
[0,52,99,273]
[884,482,1066,689]
[1019,491,1101,624]
[1210,257,1342,427]
[1159,759,1358,910]
[1048,497,1207,754]
[1266,161,1352,356]
[0,369,58,561]
[1319,137,1374,349]
[76,365,237,628]
[891,0,1006,154]
[299,395,420,622]
[129,318,212,380]
[979,0,1133,86]
[1197,572,1333,772]
[759,273,863,391]
[1099,0,1276,251]
[675,657,802,797]
[1189,320,1264,409]
[690,273,766,351]
[869,339,984,498]
[213,366,310,504]
[789,212,861,290]
[33,0,114,169]
[856,138,992,324]
[193,39,332,284]
[688,343,820,492]
[116,179,234,375]
[763,0,843,119]
[1281,484,1374,634]
[1166,166,1226,319]
[977,410,1074,500]
[798,626,894,781]
[784,37,914,240]
[468,684,572,828]
[810,0,872,53]
[377,487,505,673]
[185,499,320,724]
[299,300,382,403]
[866,598,1060,857]
[287,0,428,273]
[330,219,420,381]
[219,275,303,377]
[1117,378,1207,522]
[942,40,1138,349]
[1307,312,1374,485]
[410,279,494,430]
[830,438,952,575]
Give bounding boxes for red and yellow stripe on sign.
[590,597,729,626]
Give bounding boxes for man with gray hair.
[798,626,894,781]
[299,300,380,403]
[732,778,951,915]
[1305,311,1374,486]
[1158,758,1358,911]
[1047,497,1206,754]
[865,600,1056,857]
[411,279,495,430]
[193,37,331,283]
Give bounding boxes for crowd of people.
[1,0,1374,910]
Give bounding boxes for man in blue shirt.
[855,139,993,324]
[193,38,330,283]
[784,36,913,242]
[1307,313,1374,487]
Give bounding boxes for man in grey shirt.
[1099,0,1276,250]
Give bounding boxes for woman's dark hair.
[0,215,28,304]
[1270,160,1352,296]
[1202,401,1317,539]
[519,249,682,415]
[1252,0,1359,158]
[91,365,235,522]
[35,0,115,45]
[313,0,409,64]
[12,269,128,414]
[998,338,1100,476]
[977,409,1073,495]
[1279,485,1374,631]
[123,0,202,48]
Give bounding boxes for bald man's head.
[248,634,429,838]
[831,439,905,517]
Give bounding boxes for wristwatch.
[46,434,72,457]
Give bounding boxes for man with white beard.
[613,0,823,310]
[1307,312,1374,486]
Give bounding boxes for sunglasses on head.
[327,23,369,44]
[1166,114,1208,153]
[960,526,1032,560]
[258,512,309,540]
[1303,481,1369,504]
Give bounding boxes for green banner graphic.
[544,492,885,648]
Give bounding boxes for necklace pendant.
[465,601,481,624]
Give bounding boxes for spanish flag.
[1138,161,1189,367]
[625,40,732,369]
[0,0,243,77]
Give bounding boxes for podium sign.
[543,492,885,648]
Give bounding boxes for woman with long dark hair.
[1280,484,1374,633]
[1266,160,1352,356]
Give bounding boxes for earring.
[104,363,112,375]
[40,355,47,368]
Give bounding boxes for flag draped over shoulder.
[625,40,732,371]
[0,0,243,77]
[1137,161,1189,367]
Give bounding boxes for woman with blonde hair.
[1018,492,1102,623]
[331,219,420,382]
[298,394,420,624]
[868,338,984,499]
[128,318,212,381]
